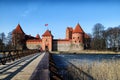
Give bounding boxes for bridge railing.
[0,49,39,65]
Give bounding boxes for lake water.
[52,54,120,68]
[0,53,3,57]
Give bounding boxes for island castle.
[12,23,91,51]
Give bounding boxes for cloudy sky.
[0,0,120,38]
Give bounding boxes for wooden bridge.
[0,50,63,80]
[0,50,95,80]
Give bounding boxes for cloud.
[21,6,38,17]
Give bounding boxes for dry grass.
[51,50,120,54]
[70,59,120,80]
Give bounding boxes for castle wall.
[27,40,84,51]
[70,43,84,51]
[57,43,71,51]
[53,40,71,51]
[52,40,84,51]
[26,41,42,49]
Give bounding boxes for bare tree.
[91,23,106,50]
[6,31,13,50]
[0,32,6,50]
[106,26,120,51]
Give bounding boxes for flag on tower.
[45,24,48,26]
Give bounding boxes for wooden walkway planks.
[11,52,45,80]
[30,52,49,80]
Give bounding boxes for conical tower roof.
[36,34,41,39]
[73,23,84,33]
[42,30,53,37]
[13,24,25,34]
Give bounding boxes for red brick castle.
[12,23,90,51]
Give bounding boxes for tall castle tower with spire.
[12,24,26,49]
[12,23,90,51]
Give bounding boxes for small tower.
[36,34,41,39]
[12,24,26,50]
[72,23,84,44]
[66,27,73,40]
[42,30,53,51]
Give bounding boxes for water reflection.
[53,54,120,68]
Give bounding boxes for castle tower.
[42,30,53,51]
[72,23,84,44]
[36,34,41,39]
[12,24,26,50]
[66,27,73,40]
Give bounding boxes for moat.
[53,53,120,65]
[52,53,120,80]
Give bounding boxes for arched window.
[75,41,76,43]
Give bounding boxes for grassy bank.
[70,60,120,80]
[51,50,120,54]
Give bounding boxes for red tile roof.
[42,30,53,37]
[73,23,84,33]
[36,34,41,39]
[13,24,25,34]
[25,35,36,40]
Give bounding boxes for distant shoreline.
[51,50,120,54]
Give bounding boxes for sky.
[0,0,120,39]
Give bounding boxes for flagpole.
[47,26,48,30]
[45,24,48,30]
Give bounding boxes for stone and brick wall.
[26,40,42,50]
[52,40,84,51]
[53,40,71,51]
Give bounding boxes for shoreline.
[51,50,120,54]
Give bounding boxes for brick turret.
[12,24,26,50]
[36,34,41,39]
[72,23,84,44]
[42,30,53,51]
[66,27,73,40]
